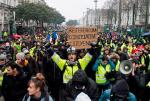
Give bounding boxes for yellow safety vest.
[29,47,36,57]
[115,60,120,72]
[128,45,133,55]
[121,43,126,51]
[96,64,110,85]
[52,53,92,83]
[0,68,7,86]
[148,54,150,71]
[141,56,145,65]
[3,32,8,37]
[147,81,150,87]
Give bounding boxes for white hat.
[16,52,25,60]
[75,92,91,101]
[0,54,6,60]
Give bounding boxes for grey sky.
[45,0,107,21]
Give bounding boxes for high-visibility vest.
[141,56,145,65]
[29,47,36,57]
[63,64,80,83]
[115,60,120,72]
[148,54,150,70]
[128,46,133,55]
[3,32,8,37]
[0,68,7,86]
[121,43,126,51]
[15,45,21,53]
[52,53,92,83]
[96,64,110,85]
[147,81,150,87]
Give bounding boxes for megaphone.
[119,60,133,75]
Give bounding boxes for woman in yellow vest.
[93,55,114,94]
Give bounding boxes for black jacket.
[2,73,28,101]
[64,69,99,101]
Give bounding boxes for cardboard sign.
[67,27,98,49]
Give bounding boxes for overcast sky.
[45,0,107,21]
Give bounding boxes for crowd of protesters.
[0,28,150,101]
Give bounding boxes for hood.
[111,79,129,97]
[72,69,88,86]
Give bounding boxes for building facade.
[0,0,46,32]
[0,0,18,32]
[80,0,150,30]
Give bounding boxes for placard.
[67,27,98,49]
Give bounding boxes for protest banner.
[67,27,98,49]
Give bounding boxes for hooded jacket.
[64,69,99,101]
[99,79,137,101]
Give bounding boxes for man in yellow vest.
[47,46,93,84]
[47,46,93,100]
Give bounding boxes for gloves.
[88,48,94,55]
[88,42,101,56]
[46,47,54,57]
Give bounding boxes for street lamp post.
[86,8,89,26]
[94,0,98,26]
[1,7,4,32]
[83,12,85,26]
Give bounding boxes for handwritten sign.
[67,27,98,49]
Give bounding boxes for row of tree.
[15,3,65,26]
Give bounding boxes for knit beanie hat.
[16,52,25,60]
